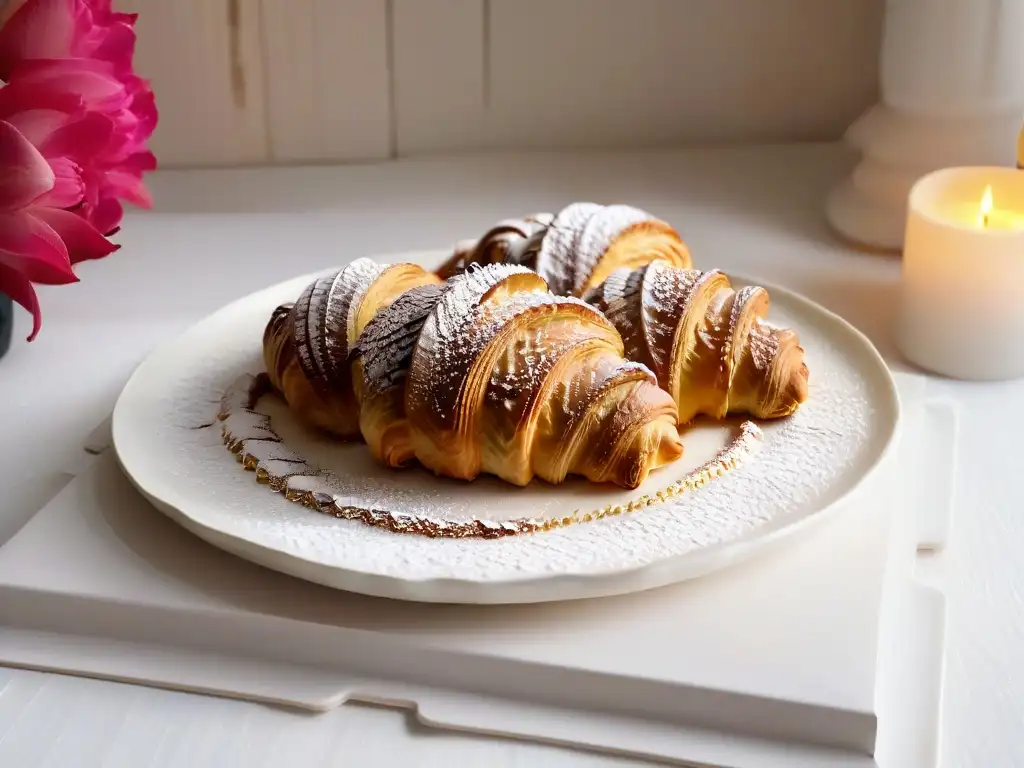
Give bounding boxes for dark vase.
[0,294,12,361]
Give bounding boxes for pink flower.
[0,119,120,340]
[0,0,136,78]
[0,0,157,234]
[0,0,156,339]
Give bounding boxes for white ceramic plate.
[113,251,900,604]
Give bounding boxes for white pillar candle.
[827,0,1024,252]
[898,167,1024,380]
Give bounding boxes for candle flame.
[979,185,994,228]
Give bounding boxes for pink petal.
[89,0,113,17]
[103,169,152,208]
[7,58,128,112]
[79,165,99,209]
[129,85,158,138]
[87,196,122,235]
[90,17,135,69]
[2,108,68,148]
[0,209,57,258]
[90,114,134,164]
[122,150,157,174]
[0,0,77,78]
[33,156,83,208]
[30,206,119,264]
[38,110,113,161]
[0,83,83,121]
[0,209,73,282]
[0,261,43,340]
[0,120,55,211]
[110,104,139,135]
[13,55,116,79]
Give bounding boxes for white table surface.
[0,143,1020,767]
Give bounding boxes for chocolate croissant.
[438,203,692,298]
[264,261,681,488]
[347,263,682,488]
[262,258,440,438]
[588,261,809,424]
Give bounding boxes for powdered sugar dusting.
[554,358,657,451]
[305,275,335,388]
[323,258,388,387]
[408,264,540,428]
[748,321,782,373]
[131,264,897,586]
[487,324,560,413]
[454,203,678,299]
[641,263,710,381]
[422,288,599,432]
[476,215,553,267]
[574,205,656,293]
[215,373,763,540]
[440,214,554,279]
[291,278,327,390]
[222,408,275,442]
[592,263,805,421]
[724,285,765,386]
[596,264,653,372]
[536,202,601,295]
[220,372,259,416]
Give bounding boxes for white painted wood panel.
[392,0,884,154]
[487,0,885,148]
[123,0,269,167]
[120,0,883,165]
[261,0,391,163]
[392,0,487,155]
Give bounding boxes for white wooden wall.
[121,0,885,168]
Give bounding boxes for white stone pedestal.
[827,0,1024,252]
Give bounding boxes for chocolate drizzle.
[589,261,807,422]
[354,283,445,395]
[443,202,687,300]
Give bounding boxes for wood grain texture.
[392,0,884,154]
[121,0,883,165]
[121,0,269,167]
[483,0,884,149]
[392,0,487,155]
[260,0,391,162]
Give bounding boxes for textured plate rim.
[112,253,901,604]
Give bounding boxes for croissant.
[438,203,692,297]
[587,261,809,424]
[350,263,683,488]
[263,258,440,438]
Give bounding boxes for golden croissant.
[263,258,441,438]
[587,260,809,424]
[350,263,683,488]
[265,260,682,489]
[438,203,692,298]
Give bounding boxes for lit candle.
[967,185,1024,230]
[897,166,1024,380]
[1018,119,1024,169]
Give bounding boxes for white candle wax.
[945,204,1024,230]
[898,166,1024,380]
